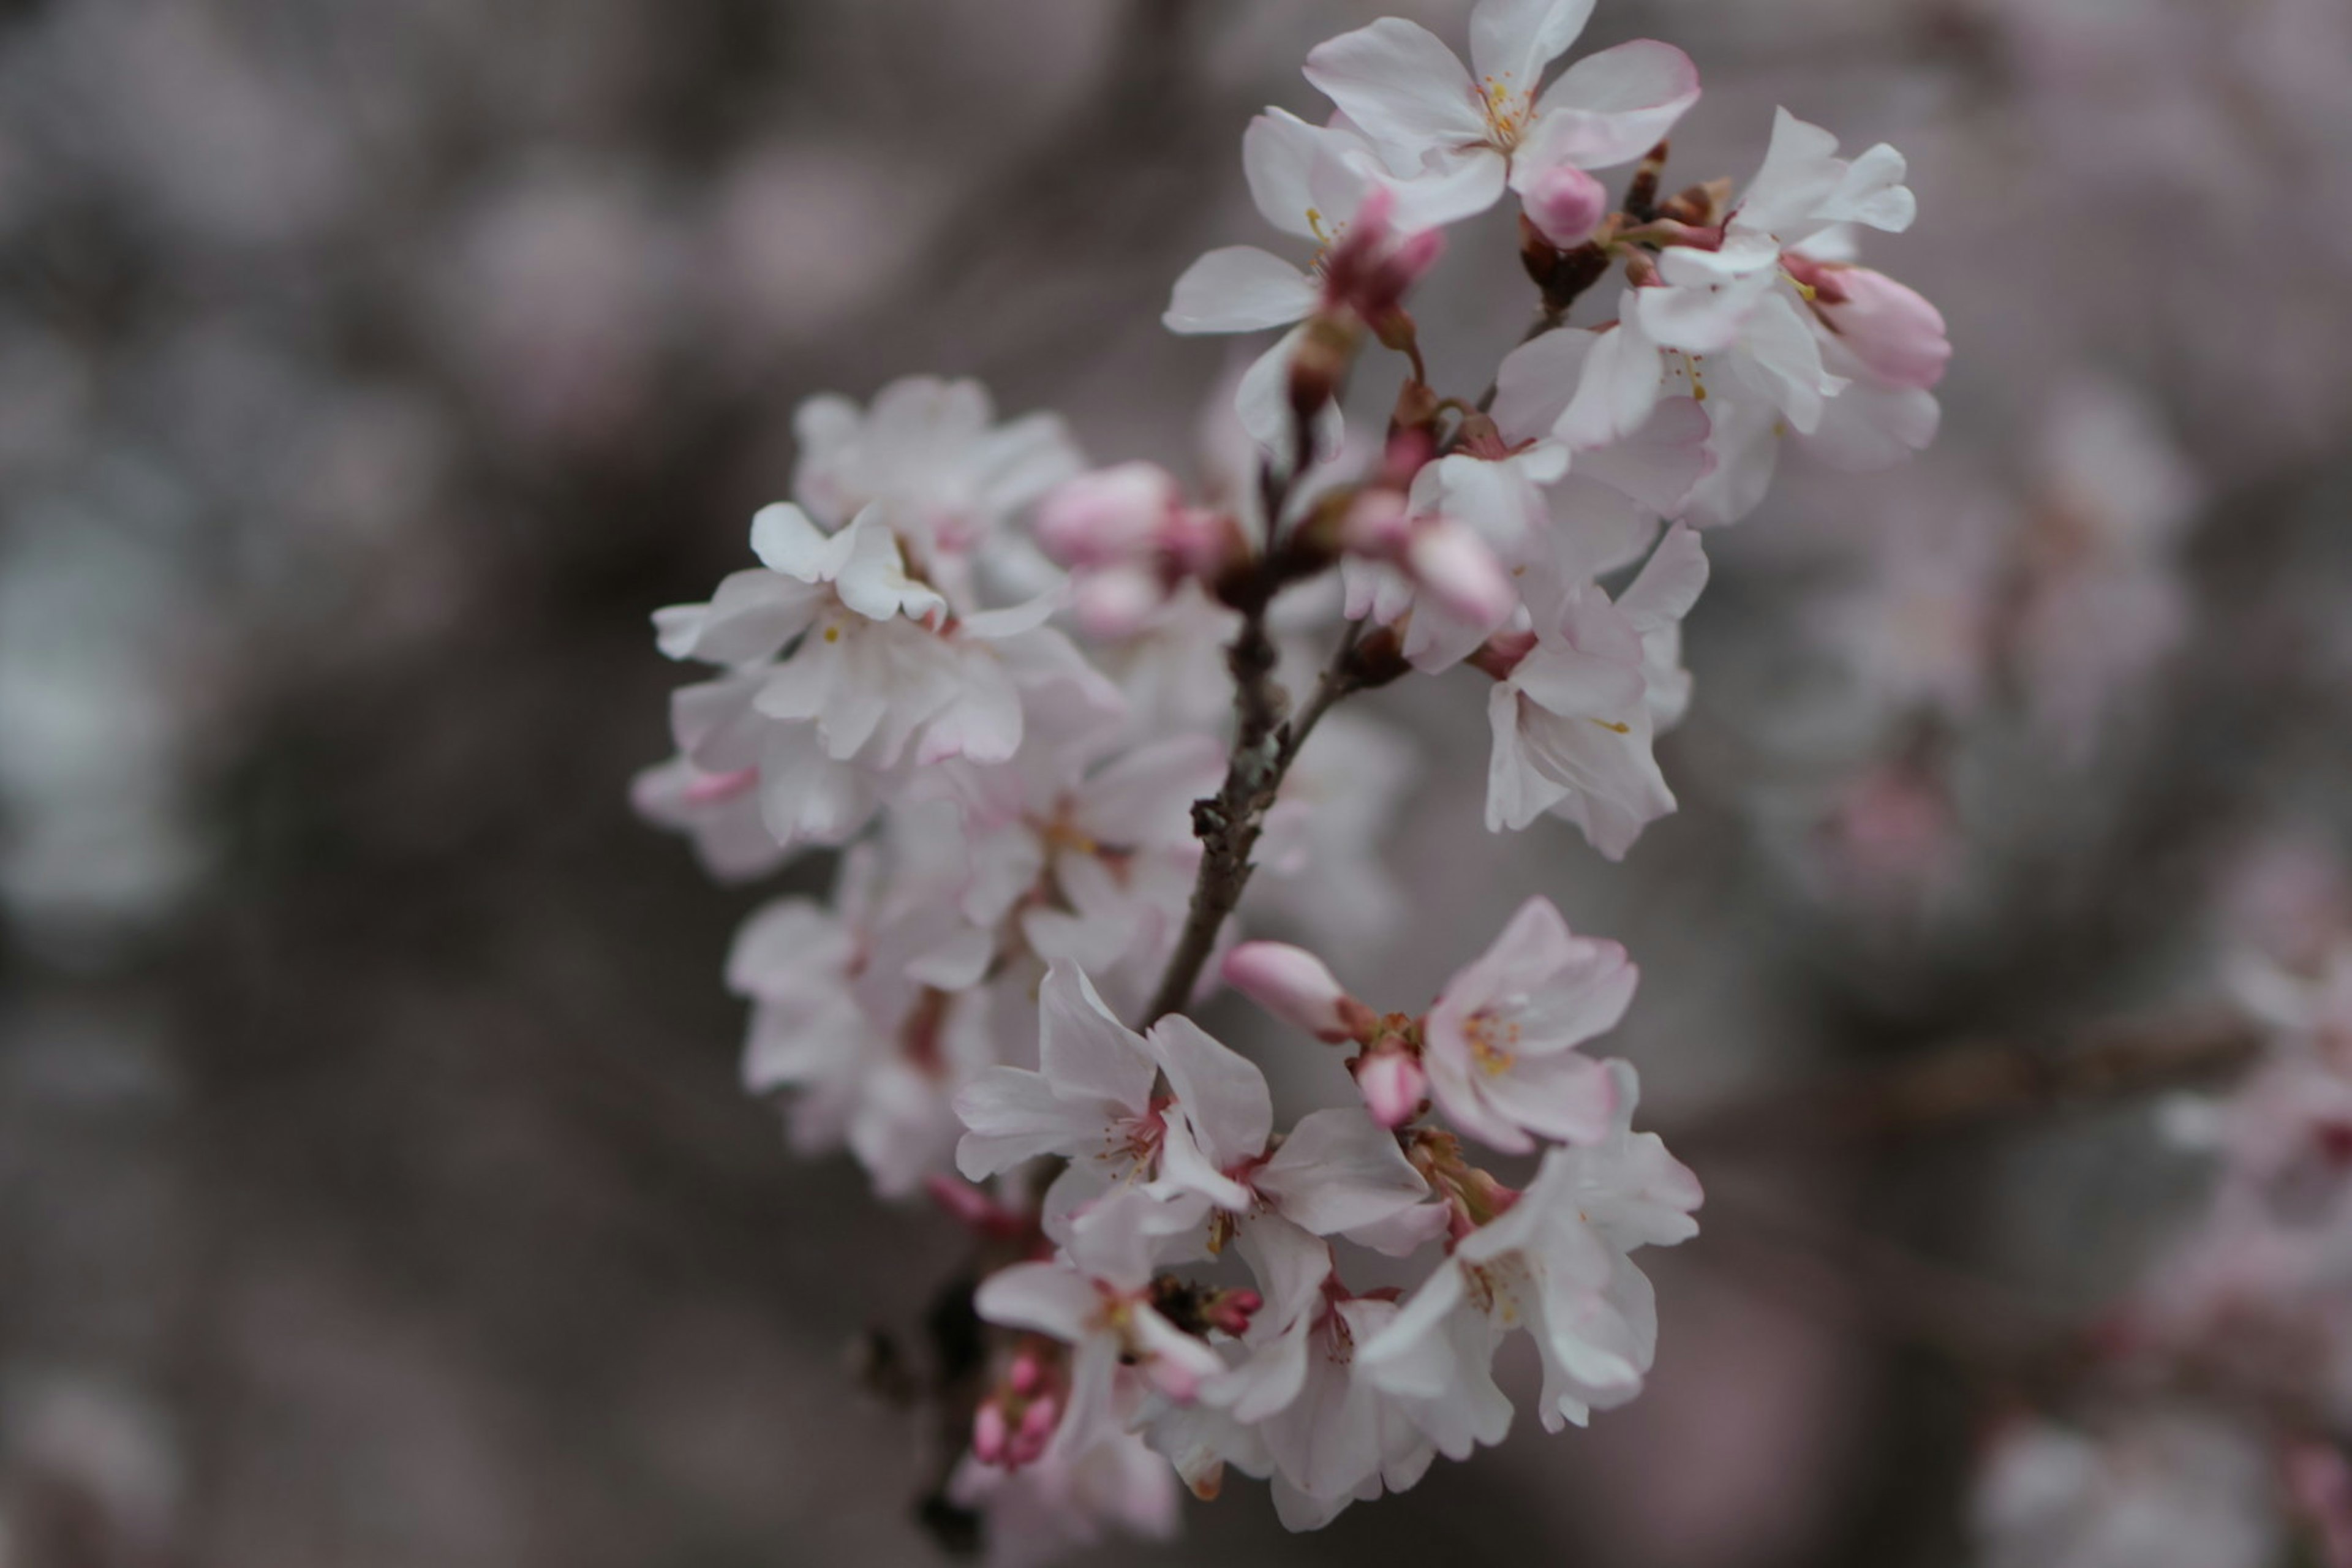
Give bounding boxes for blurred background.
[4,0,2351,1563]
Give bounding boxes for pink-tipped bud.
[1007,1351,1044,1398]
[973,1400,1010,1465]
[1035,462,1181,567]
[1403,519,1517,627]
[1523,163,1609,250]
[1223,942,1363,1042]
[1357,1049,1428,1129]
[1814,265,1950,390]
[1204,1287,1263,1338]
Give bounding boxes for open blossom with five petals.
[1303,0,1700,217]
[1360,1061,1702,1437]
[1422,895,1635,1154]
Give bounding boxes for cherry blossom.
[1422,895,1634,1153]
[1303,0,1699,217]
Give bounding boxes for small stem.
[1141,602,1369,1027]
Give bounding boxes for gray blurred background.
[4,0,2351,1564]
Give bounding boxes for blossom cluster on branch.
[635,0,1947,1556]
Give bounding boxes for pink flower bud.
[1007,1351,1044,1398]
[1357,1049,1428,1129]
[1523,163,1609,250]
[1069,563,1166,641]
[1014,1394,1060,1457]
[1223,943,1362,1042]
[1035,462,1180,567]
[1403,519,1517,627]
[973,1400,1010,1465]
[1817,266,1950,390]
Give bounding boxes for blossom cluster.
[635,0,1947,1556]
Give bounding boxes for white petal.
[1146,1015,1274,1169]
[1164,247,1320,335]
[975,1260,1099,1342]
[953,1067,1101,1179]
[748,502,832,579]
[1255,1109,1429,1234]
[1469,0,1596,89]
[1038,962,1158,1114]
[1523,39,1702,173]
[1243,110,1345,241]
[1303,18,1487,164]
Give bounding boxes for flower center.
[1477,76,1536,153]
[1464,1011,1522,1076]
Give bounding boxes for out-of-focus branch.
[1677,1009,2265,1149]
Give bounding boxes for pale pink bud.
[1223,943,1362,1042]
[1070,563,1167,640]
[1014,1394,1060,1457]
[1523,163,1609,249]
[1403,519,1517,626]
[1035,462,1180,567]
[1817,266,1950,390]
[973,1401,1010,1465]
[1357,1050,1428,1129]
[1204,1287,1262,1337]
[1007,1351,1044,1398]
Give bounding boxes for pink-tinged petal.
[1223,943,1359,1041]
[1233,326,1348,457]
[974,1260,1099,1342]
[1402,518,1518,628]
[1640,239,1782,354]
[1255,1108,1429,1234]
[1422,1032,1537,1154]
[1447,895,1576,1011]
[1304,18,1487,164]
[1469,0,1597,90]
[914,649,1023,766]
[1147,1015,1274,1169]
[1525,40,1701,172]
[1164,247,1321,335]
[1038,962,1158,1115]
[1215,1311,1314,1425]
[1480,1050,1621,1144]
[1343,1200,1452,1257]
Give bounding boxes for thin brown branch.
[1674,1009,2265,1150]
